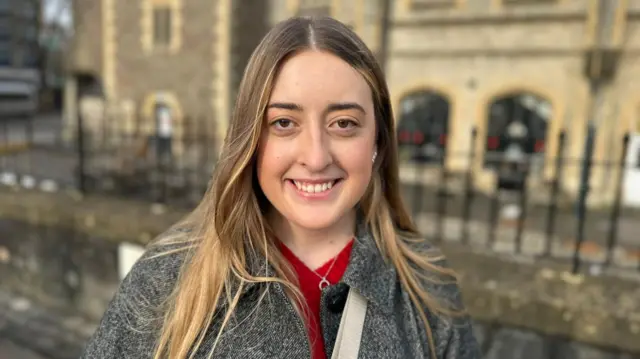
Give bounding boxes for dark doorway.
[484,93,551,190]
[397,90,450,164]
[484,93,550,168]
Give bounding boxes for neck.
[269,209,356,269]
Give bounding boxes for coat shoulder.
[402,235,482,358]
[80,227,192,358]
[121,227,191,305]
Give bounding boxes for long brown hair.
[150,16,459,359]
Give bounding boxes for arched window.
[483,92,551,172]
[397,90,450,164]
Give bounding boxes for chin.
[289,214,343,231]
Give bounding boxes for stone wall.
[1,188,640,358]
[114,0,218,119]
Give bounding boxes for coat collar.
[242,217,398,314]
[339,219,397,313]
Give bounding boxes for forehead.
[269,50,372,105]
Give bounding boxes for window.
[11,45,24,67]
[23,44,38,67]
[410,0,456,10]
[22,23,38,42]
[0,41,10,66]
[483,93,551,170]
[502,0,558,5]
[18,1,38,19]
[152,6,172,47]
[0,20,9,40]
[0,0,10,12]
[143,0,182,53]
[396,91,450,164]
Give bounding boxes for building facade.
[66,0,640,205]
[385,0,640,205]
[0,0,41,117]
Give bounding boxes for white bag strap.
[331,287,368,359]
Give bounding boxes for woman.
[81,16,480,359]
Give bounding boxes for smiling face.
[256,50,377,234]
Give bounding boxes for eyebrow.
[267,102,366,115]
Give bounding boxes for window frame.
[152,5,173,48]
[142,0,182,54]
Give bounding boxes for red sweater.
[280,240,354,359]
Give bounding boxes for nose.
[298,126,332,171]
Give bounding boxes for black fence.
[0,112,217,207]
[75,114,218,207]
[401,127,638,275]
[1,114,639,275]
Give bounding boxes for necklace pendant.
[319,278,330,290]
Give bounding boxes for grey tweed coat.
[80,224,481,359]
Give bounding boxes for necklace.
[313,254,340,290]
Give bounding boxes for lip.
[286,179,343,200]
[288,178,341,184]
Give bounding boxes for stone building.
[385,0,640,207]
[64,0,377,159]
[0,0,41,117]
[65,0,640,205]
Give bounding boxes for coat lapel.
[218,219,404,358]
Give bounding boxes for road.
[0,291,89,359]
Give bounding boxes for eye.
[334,119,357,129]
[271,119,294,129]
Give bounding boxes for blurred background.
[1,0,640,358]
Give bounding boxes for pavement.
[0,290,94,359]
[0,339,49,359]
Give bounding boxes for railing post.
[411,133,424,219]
[436,147,447,243]
[544,131,565,257]
[514,169,528,254]
[573,124,596,274]
[488,185,500,250]
[76,85,87,193]
[461,128,477,245]
[604,133,630,267]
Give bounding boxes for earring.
[372,151,377,163]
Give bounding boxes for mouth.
[287,179,343,195]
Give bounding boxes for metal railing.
[2,114,639,275]
[401,128,638,275]
[0,112,218,207]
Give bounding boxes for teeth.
[293,180,336,193]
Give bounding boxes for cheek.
[340,146,374,180]
[256,140,286,183]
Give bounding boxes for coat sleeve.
[418,252,482,359]
[80,242,185,359]
[441,309,482,359]
[434,268,482,359]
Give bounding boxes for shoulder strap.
[331,287,368,359]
